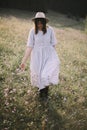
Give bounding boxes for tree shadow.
[47,10,86,32]
[1,84,87,130]
[0,8,33,20]
[0,87,66,130]
[0,8,86,31]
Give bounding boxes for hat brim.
[32,17,49,23]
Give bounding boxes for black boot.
[45,86,49,97]
[39,88,45,98]
[39,86,49,99]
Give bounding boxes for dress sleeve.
[50,27,57,46]
[27,28,35,48]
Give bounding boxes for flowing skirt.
[30,45,60,90]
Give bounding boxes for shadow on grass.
[0,8,86,31]
[0,8,33,20]
[0,87,65,130]
[0,83,87,130]
[37,93,65,130]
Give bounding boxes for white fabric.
[27,26,60,90]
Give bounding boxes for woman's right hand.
[20,63,25,71]
[20,47,32,71]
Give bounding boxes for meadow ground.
[0,8,87,130]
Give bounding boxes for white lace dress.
[27,26,60,90]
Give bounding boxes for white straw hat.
[32,12,49,23]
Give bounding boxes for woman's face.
[37,21,43,30]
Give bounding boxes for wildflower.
[27,90,31,94]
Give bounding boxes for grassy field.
[0,8,87,130]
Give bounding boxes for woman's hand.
[20,47,33,71]
[20,63,25,71]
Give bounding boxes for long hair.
[34,18,47,34]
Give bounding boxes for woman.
[21,12,60,98]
